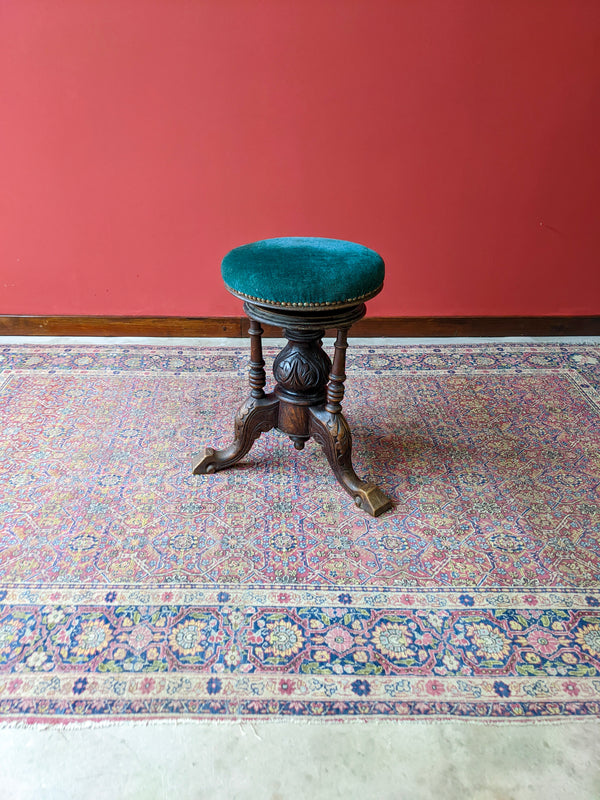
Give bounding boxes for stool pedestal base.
[192,303,392,518]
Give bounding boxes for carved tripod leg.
[309,407,392,516]
[307,329,392,517]
[192,394,279,474]
[192,318,279,474]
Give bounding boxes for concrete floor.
[1,720,599,799]
[2,336,600,799]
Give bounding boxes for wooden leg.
[248,318,267,399]
[307,329,392,517]
[325,329,348,414]
[308,406,392,517]
[193,319,278,474]
[192,394,279,474]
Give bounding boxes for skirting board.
[1,316,599,338]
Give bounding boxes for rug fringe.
[1,714,598,730]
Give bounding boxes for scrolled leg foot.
[352,483,394,517]
[192,446,219,474]
[192,394,279,475]
[309,406,393,518]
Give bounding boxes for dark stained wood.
[277,402,310,450]
[350,316,600,337]
[193,302,393,517]
[308,404,392,517]
[1,315,599,338]
[244,315,600,337]
[325,329,348,415]
[242,301,367,332]
[247,318,266,399]
[272,329,332,406]
[0,316,242,337]
[192,393,279,474]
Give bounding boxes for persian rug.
[0,339,599,725]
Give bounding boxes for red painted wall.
[2,0,599,317]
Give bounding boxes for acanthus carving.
[234,397,257,435]
[234,397,278,444]
[273,342,331,394]
[308,406,393,517]
[325,412,351,461]
[309,409,351,468]
[192,395,278,475]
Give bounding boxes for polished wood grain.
[0,316,242,337]
[1,315,599,337]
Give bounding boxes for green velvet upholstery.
[221,237,384,309]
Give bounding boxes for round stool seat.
[221,236,385,310]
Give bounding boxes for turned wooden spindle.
[248,318,266,399]
[325,329,348,414]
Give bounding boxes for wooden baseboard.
[1,315,599,338]
[0,316,241,337]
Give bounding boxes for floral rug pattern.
[0,340,599,722]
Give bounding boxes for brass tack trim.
[224,284,383,308]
